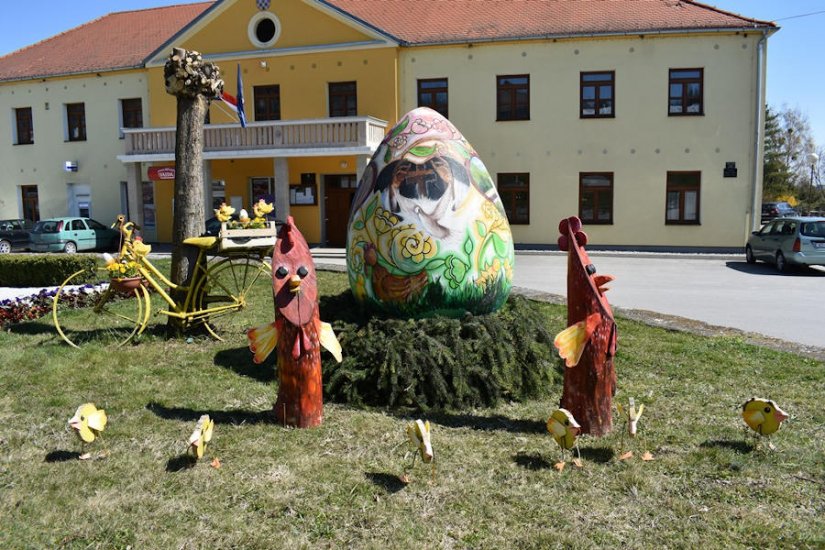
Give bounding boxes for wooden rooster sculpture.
[553,216,617,436]
[248,216,342,428]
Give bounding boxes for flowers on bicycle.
[214,202,236,223]
[103,253,140,279]
[253,199,274,219]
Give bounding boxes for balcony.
[118,116,388,162]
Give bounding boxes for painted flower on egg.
[346,107,515,317]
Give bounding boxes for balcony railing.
[122,116,387,158]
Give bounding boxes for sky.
[0,1,823,146]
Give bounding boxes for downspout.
[750,30,769,232]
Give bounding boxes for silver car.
[746,216,825,272]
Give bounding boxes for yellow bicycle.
[53,216,275,348]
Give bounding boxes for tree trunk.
[163,48,224,336]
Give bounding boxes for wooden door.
[21,185,39,222]
[324,174,357,247]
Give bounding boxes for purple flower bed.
[0,286,101,329]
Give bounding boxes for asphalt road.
[512,252,825,350]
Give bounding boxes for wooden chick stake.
[617,398,653,462]
[248,216,342,428]
[68,403,107,460]
[401,419,435,483]
[546,408,582,471]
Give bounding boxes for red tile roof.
[0,2,213,82]
[326,0,776,45]
[0,0,775,82]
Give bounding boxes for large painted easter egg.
[346,107,515,317]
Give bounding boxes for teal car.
[746,216,825,273]
[29,217,120,254]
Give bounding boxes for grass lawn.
[0,269,823,548]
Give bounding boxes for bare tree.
[163,48,223,335]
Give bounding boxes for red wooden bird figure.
[553,216,617,436]
[248,216,342,428]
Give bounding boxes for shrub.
[0,254,98,287]
[321,291,562,411]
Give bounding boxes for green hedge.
[0,254,99,287]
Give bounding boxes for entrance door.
[21,185,39,222]
[324,174,357,247]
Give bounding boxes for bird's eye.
[275,266,288,278]
[564,420,569,426]
[764,406,771,413]
[586,264,597,275]
[297,266,309,278]
[80,416,85,421]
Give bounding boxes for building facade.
[0,0,776,249]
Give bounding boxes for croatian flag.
[220,64,247,128]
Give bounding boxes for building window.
[66,103,86,141]
[254,85,281,121]
[580,71,614,118]
[497,75,529,121]
[329,81,357,117]
[14,107,33,144]
[668,68,703,116]
[666,171,701,224]
[417,78,448,118]
[498,173,530,224]
[579,173,614,224]
[121,98,143,129]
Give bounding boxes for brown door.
[324,174,357,247]
[21,185,40,222]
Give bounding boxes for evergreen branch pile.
[321,292,562,411]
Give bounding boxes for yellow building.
[0,0,777,250]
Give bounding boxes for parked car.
[29,217,120,253]
[761,202,798,224]
[0,219,33,253]
[746,216,825,272]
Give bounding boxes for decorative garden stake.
[248,217,342,428]
[554,216,617,436]
[188,414,214,460]
[68,403,107,460]
[546,408,582,471]
[401,419,435,483]
[741,397,788,450]
[617,398,654,461]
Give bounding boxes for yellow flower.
[252,198,274,218]
[214,202,235,223]
[373,207,400,234]
[391,225,435,264]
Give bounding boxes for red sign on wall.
[148,166,175,181]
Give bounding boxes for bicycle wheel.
[53,267,146,348]
[195,255,272,341]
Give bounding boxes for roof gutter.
[404,25,777,47]
[0,64,145,84]
[750,29,771,232]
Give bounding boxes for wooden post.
[163,48,223,335]
[555,216,617,436]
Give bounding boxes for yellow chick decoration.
[742,398,788,448]
[131,236,151,261]
[253,198,274,219]
[546,408,582,471]
[617,398,653,461]
[188,414,214,460]
[402,419,434,483]
[214,202,235,223]
[68,403,107,459]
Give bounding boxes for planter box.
[217,222,278,252]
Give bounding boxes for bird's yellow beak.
[289,275,302,294]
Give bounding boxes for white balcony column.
[202,160,213,219]
[356,155,370,182]
[274,157,290,221]
[126,162,143,227]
